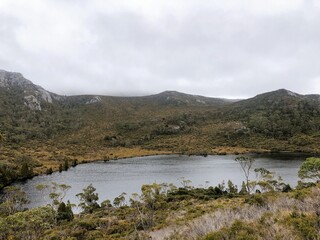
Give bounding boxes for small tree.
[71,159,78,167]
[63,160,69,171]
[113,192,126,207]
[20,162,33,179]
[76,184,100,213]
[36,182,71,210]
[239,181,248,195]
[253,168,285,192]
[235,156,255,193]
[298,157,320,182]
[130,183,169,230]
[101,199,112,209]
[179,177,193,190]
[56,201,73,222]
[0,186,29,216]
[0,133,4,146]
[227,180,238,195]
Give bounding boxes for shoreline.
[31,148,315,178]
[1,145,318,190]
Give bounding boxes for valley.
[1,69,320,187]
[1,70,320,239]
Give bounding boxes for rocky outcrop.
[86,96,102,104]
[0,70,32,88]
[24,95,42,111]
[0,69,56,110]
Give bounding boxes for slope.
[1,70,320,188]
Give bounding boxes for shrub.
[57,201,74,222]
[244,194,266,207]
[2,206,56,239]
[286,212,320,240]
[298,157,320,182]
[205,220,261,240]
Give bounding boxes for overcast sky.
[1,0,320,98]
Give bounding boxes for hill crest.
[1,69,319,109]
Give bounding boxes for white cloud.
[0,0,320,98]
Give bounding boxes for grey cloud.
[0,0,320,98]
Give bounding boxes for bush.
[77,219,98,230]
[46,167,53,175]
[286,212,320,240]
[205,220,261,240]
[298,157,320,182]
[1,206,56,239]
[57,202,74,222]
[244,194,266,206]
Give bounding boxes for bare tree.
[235,156,255,193]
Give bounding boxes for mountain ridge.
[1,69,320,189]
[1,69,319,109]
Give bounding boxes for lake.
[16,153,308,209]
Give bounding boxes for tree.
[179,177,193,190]
[20,162,33,179]
[76,184,100,213]
[49,183,71,208]
[235,156,255,193]
[0,133,4,146]
[253,168,285,192]
[113,192,126,207]
[71,159,78,167]
[0,186,29,216]
[101,199,112,209]
[56,201,73,222]
[227,180,238,195]
[36,182,71,210]
[63,160,69,171]
[239,181,248,195]
[130,183,169,230]
[298,157,320,182]
[0,164,18,189]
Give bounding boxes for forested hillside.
[1,70,320,188]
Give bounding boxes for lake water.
[16,153,309,209]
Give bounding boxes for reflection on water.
[16,153,308,209]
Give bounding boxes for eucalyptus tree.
[235,156,255,193]
[298,157,320,182]
[76,184,100,213]
[0,186,29,216]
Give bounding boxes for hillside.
[222,89,320,144]
[1,69,320,187]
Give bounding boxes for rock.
[37,87,53,103]
[86,96,102,104]
[24,95,42,111]
[0,69,57,110]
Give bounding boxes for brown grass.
[148,187,320,240]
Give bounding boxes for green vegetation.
[298,157,320,181]
[1,72,320,238]
[76,184,100,214]
[0,206,56,240]
[204,210,320,240]
[0,158,319,239]
[1,74,320,189]
[56,201,74,222]
[0,186,29,216]
[0,133,4,145]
